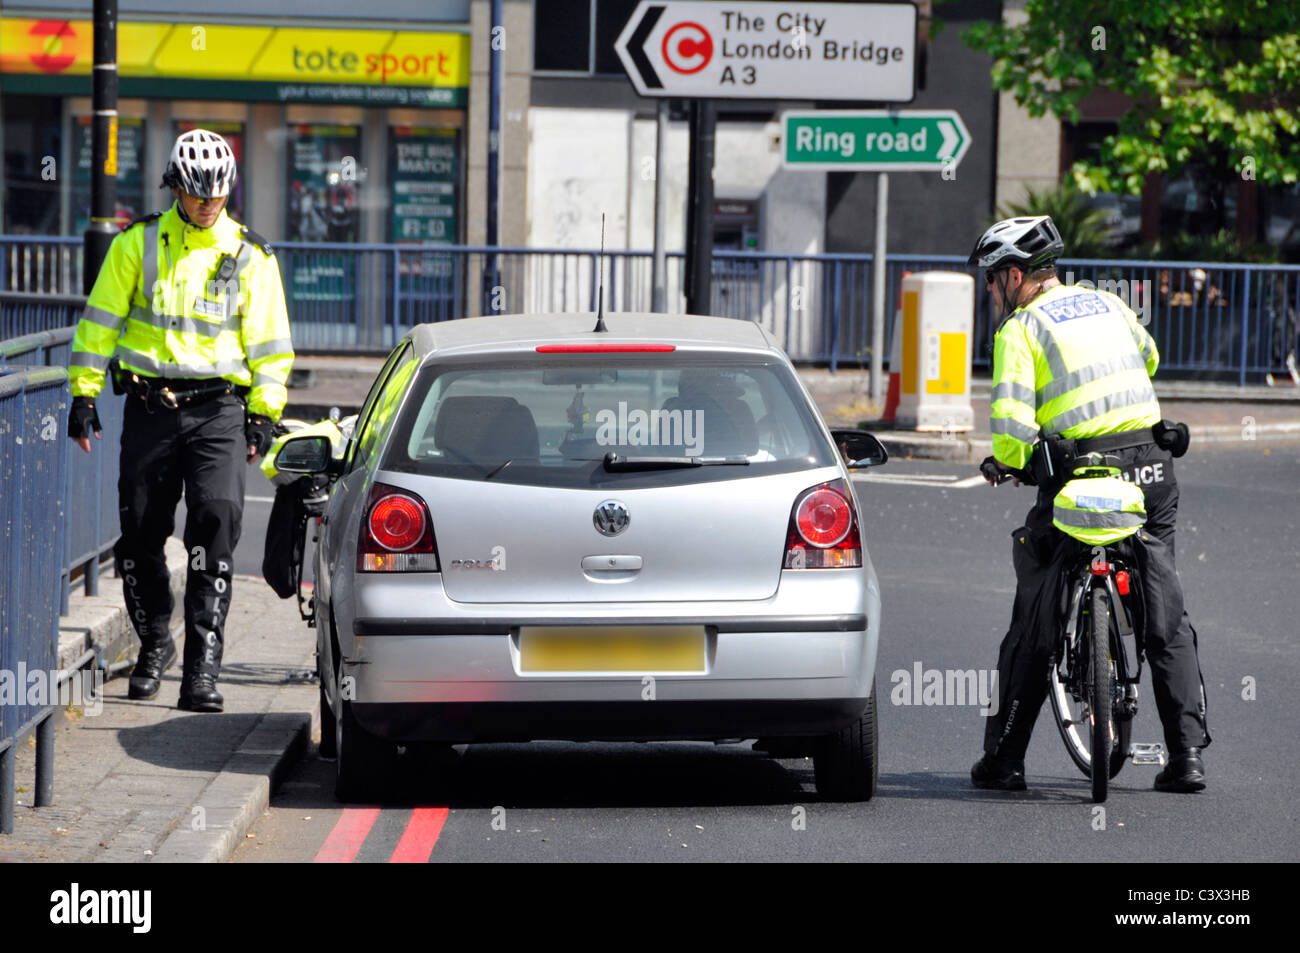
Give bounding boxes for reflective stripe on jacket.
[991,284,1161,470]
[69,202,294,420]
[1052,475,1147,545]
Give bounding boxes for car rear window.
[380,357,836,488]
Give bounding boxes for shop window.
[534,0,593,72]
[1159,166,1238,237]
[3,101,62,235]
[286,124,362,243]
[72,115,145,234]
[534,0,642,75]
[389,125,460,244]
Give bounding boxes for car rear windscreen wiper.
[602,452,751,471]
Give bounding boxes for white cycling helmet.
[968,215,1064,271]
[163,129,236,199]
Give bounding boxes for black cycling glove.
[245,415,277,458]
[68,396,102,440]
[980,454,1035,486]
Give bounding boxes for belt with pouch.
[112,361,246,410]
[1036,421,1190,483]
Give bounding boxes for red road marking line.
[389,807,450,863]
[314,807,381,863]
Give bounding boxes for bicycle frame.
[1050,542,1145,789]
[1058,546,1143,703]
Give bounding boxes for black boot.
[128,638,177,700]
[179,618,225,713]
[178,672,224,713]
[1154,747,1205,792]
[971,753,1027,791]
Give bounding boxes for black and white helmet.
[163,129,236,199]
[967,215,1064,271]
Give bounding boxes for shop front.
[0,13,470,253]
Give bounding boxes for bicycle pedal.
[1129,742,1167,766]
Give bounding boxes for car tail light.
[358,483,439,572]
[784,479,862,569]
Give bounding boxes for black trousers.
[983,443,1211,760]
[113,393,246,679]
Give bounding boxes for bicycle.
[983,453,1166,802]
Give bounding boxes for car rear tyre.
[813,680,878,801]
[334,693,396,803]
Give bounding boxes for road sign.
[614,1,916,101]
[781,110,972,172]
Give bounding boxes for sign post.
[782,108,972,403]
[615,1,919,346]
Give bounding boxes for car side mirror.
[831,429,888,468]
[276,434,339,476]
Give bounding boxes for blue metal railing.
[0,365,67,833]
[4,235,1298,382]
[0,324,122,612]
[0,291,88,340]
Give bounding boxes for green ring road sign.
[782,110,971,173]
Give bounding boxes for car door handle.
[581,555,643,572]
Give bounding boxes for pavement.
[0,542,317,863]
[1,352,1295,864]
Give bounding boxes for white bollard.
[893,271,975,432]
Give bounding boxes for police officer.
[66,129,294,713]
[967,215,1210,793]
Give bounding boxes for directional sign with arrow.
[781,110,972,173]
[615,1,917,101]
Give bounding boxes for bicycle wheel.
[1107,623,1133,781]
[1089,585,1113,803]
[1048,584,1094,778]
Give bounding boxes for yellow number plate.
[519,625,706,673]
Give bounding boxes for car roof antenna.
[593,213,608,332]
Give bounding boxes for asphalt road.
[231,441,1300,863]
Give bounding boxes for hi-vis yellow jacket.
[69,202,294,420]
[991,283,1161,470]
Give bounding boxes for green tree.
[963,1,1300,195]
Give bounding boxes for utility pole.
[84,0,119,295]
[650,100,669,312]
[683,99,715,316]
[482,0,503,315]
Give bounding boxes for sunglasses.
[985,269,1006,287]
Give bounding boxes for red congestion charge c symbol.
[662,21,713,75]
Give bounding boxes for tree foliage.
[962,1,1300,194]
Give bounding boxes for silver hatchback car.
[276,313,888,802]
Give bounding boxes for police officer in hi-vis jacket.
[968,215,1210,794]
[67,128,294,712]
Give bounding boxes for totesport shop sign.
[0,17,470,107]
